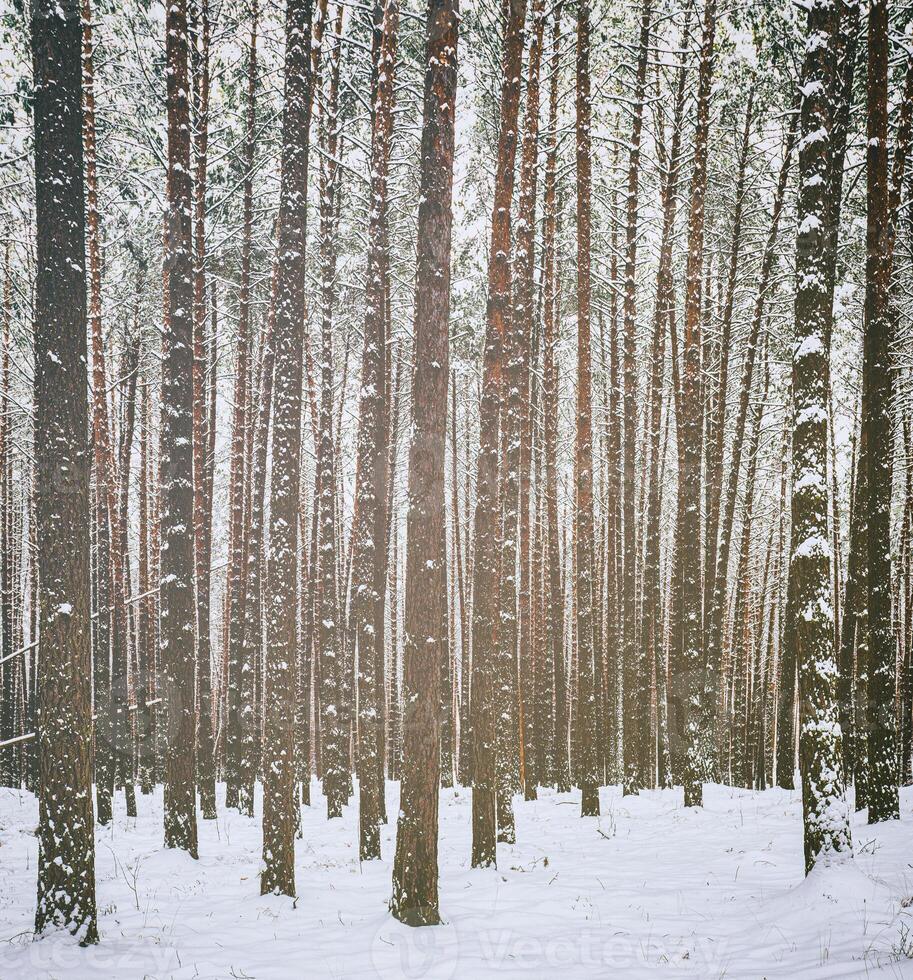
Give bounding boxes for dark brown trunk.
[390,0,458,925]
[32,0,99,941]
[863,0,898,824]
[261,0,316,896]
[161,0,199,857]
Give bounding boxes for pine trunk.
[161,0,199,858]
[470,0,526,867]
[390,0,458,925]
[32,0,99,941]
[353,0,398,862]
[791,0,852,873]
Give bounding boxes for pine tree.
[620,0,652,797]
[225,0,257,813]
[317,7,347,820]
[470,0,526,867]
[0,256,14,791]
[32,0,98,943]
[161,0,199,858]
[862,0,898,824]
[390,0,458,925]
[190,0,217,822]
[82,0,115,826]
[353,0,398,863]
[514,0,545,801]
[542,5,567,793]
[574,0,599,818]
[261,0,316,897]
[703,88,755,749]
[790,0,852,874]
[678,0,716,806]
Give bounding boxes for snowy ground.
[2,781,913,978]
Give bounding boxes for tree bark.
[620,0,652,797]
[390,0,458,926]
[679,0,717,806]
[225,1,257,813]
[317,10,348,820]
[190,0,217,822]
[574,0,599,818]
[32,0,98,942]
[791,0,852,873]
[542,5,567,793]
[161,0,199,858]
[353,0,398,862]
[862,0,898,824]
[470,0,526,867]
[261,0,316,896]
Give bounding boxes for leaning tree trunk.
[32,0,98,943]
[390,0,458,925]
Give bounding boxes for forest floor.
[2,781,913,978]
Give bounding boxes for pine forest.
[2,0,913,975]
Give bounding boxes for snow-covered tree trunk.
[514,0,544,801]
[679,0,716,807]
[81,0,115,826]
[862,0,898,825]
[703,88,755,750]
[790,0,852,874]
[0,258,17,790]
[574,0,599,818]
[190,0,216,822]
[470,0,526,868]
[353,0,398,863]
[226,0,257,817]
[317,10,347,821]
[542,5,567,793]
[161,0,199,859]
[390,0,458,925]
[116,322,140,819]
[137,381,155,793]
[32,0,98,942]
[261,0,316,897]
[643,9,687,793]
[620,0,652,798]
